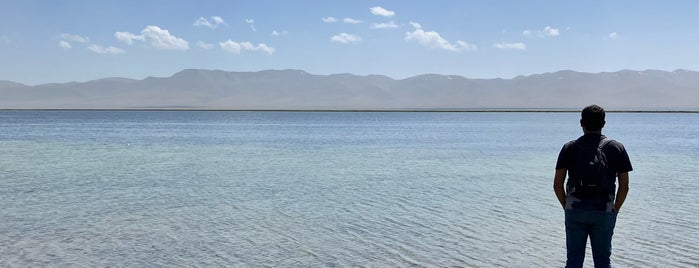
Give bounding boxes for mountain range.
[1,69,698,110]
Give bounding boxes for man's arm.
[614,172,629,213]
[553,169,567,209]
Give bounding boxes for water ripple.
[1,111,698,267]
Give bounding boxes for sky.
[1,0,699,85]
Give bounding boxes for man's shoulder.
[607,139,624,146]
[603,138,627,152]
[562,139,577,149]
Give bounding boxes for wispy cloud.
[409,22,422,29]
[271,30,288,36]
[116,26,189,51]
[197,41,214,49]
[544,26,559,37]
[194,16,227,29]
[371,21,398,29]
[219,39,275,54]
[523,26,560,37]
[331,33,361,44]
[1,35,10,45]
[59,33,90,49]
[212,16,225,25]
[322,17,337,23]
[343,18,362,24]
[494,42,526,50]
[58,41,71,49]
[88,44,125,54]
[60,33,90,43]
[405,22,476,52]
[370,6,395,17]
[246,19,257,32]
[609,32,619,40]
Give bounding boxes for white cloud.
[494,42,526,50]
[115,26,189,51]
[194,16,227,29]
[609,32,619,40]
[58,41,71,49]
[1,35,10,45]
[60,33,89,43]
[343,18,362,24]
[88,44,125,54]
[212,16,225,25]
[242,42,274,54]
[457,41,478,51]
[370,6,395,17]
[197,41,214,49]
[271,30,288,36]
[322,17,337,23]
[246,19,257,32]
[115,31,145,45]
[194,17,213,28]
[59,33,90,50]
[371,21,398,29]
[140,26,189,51]
[219,39,275,54]
[523,26,560,38]
[544,26,559,37]
[220,40,241,53]
[405,22,475,52]
[330,33,361,44]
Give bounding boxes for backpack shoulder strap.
[598,137,613,149]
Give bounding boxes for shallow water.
[1,111,698,267]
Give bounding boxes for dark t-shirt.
[556,133,633,211]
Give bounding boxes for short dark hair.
[581,104,605,131]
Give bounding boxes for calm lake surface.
[1,111,697,267]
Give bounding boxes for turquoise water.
[1,111,697,267]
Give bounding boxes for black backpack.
[572,138,613,198]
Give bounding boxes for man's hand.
[553,169,567,209]
[615,172,630,213]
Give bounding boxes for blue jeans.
[565,209,617,268]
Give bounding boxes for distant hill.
[1,69,698,110]
[0,80,28,88]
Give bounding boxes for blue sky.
[1,0,698,85]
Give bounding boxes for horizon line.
[2,108,698,113]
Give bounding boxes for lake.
[1,111,697,267]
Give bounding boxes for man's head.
[580,104,605,132]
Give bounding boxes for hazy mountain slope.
[0,69,697,110]
[0,80,28,88]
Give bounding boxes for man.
[553,105,632,268]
